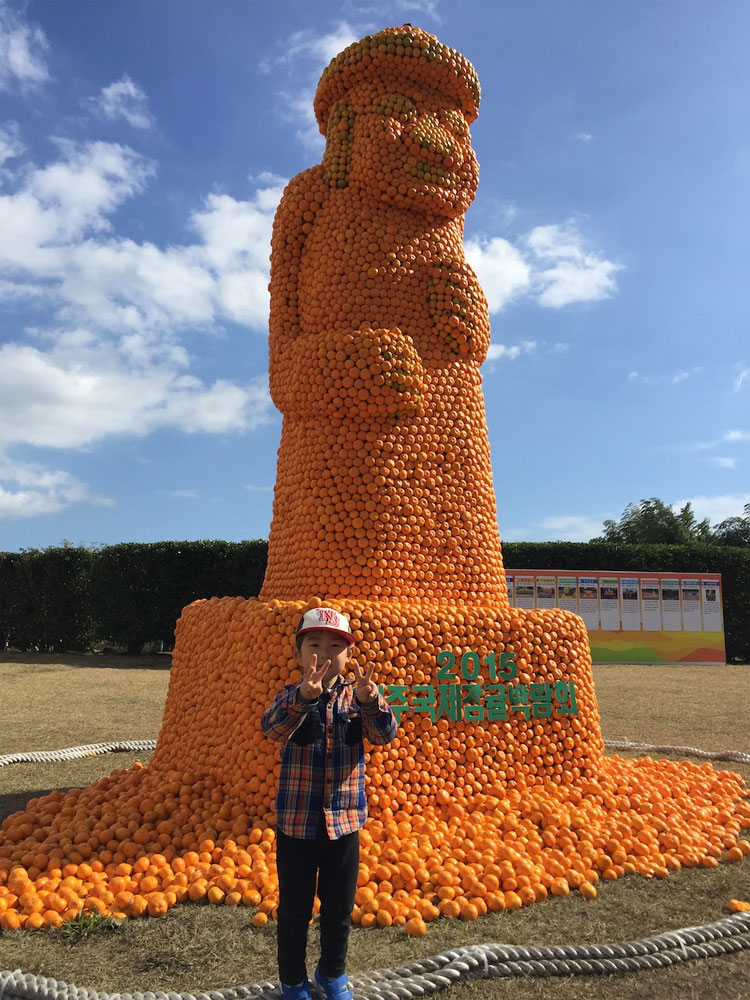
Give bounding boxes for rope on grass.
[1,913,749,1000]
[0,741,157,767]
[605,740,750,766]
[2,739,749,768]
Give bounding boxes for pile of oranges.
[1,25,748,934]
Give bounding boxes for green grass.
[56,911,123,944]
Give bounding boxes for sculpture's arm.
[268,170,426,422]
[428,219,491,363]
[268,165,326,411]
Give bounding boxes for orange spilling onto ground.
[1,25,748,932]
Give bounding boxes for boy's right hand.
[298,655,331,702]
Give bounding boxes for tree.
[711,503,750,547]
[591,498,712,545]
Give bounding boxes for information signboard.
[505,569,725,664]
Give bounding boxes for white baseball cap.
[296,607,355,644]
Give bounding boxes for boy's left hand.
[354,662,378,704]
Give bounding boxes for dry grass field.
[1,652,749,1000]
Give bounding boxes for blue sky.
[1,0,748,553]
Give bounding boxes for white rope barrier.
[0,741,157,768]
[0,913,749,999]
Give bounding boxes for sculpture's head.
[314,26,481,218]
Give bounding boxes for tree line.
[592,498,750,547]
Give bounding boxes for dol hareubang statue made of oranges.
[152,25,605,818]
[262,24,501,604]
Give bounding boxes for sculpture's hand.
[427,257,490,361]
[282,327,426,421]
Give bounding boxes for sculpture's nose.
[409,111,461,163]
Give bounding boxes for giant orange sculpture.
[0,26,747,931]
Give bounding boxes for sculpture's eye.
[374,94,416,122]
[440,110,469,139]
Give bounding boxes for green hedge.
[0,547,95,652]
[0,539,747,661]
[0,541,267,655]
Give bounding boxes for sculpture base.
[1,594,748,926]
[152,594,605,822]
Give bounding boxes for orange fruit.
[405,916,427,936]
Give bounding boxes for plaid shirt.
[261,677,397,840]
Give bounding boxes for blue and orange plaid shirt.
[261,677,397,840]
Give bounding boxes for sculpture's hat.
[314,25,481,135]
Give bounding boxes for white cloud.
[502,514,605,543]
[526,223,622,307]
[627,366,701,387]
[573,131,593,142]
[0,340,273,450]
[670,368,700,384]
[0,1,49,92]
[0,141,154,274]
[673,493,750,525]
[31,139,153,235]
[483,340,570,371]
[711,457,737,469]
[0,136,284,519]
[170,489,198,499]
[0,456,112,519]
[260,22,360,74]
[400,0,442,18]
[732,366,749,393]
[0,119,24,167]
[250,170,287,188]
[486,340,536,362]
[260,24,361,149]
[289,88,327,152]
[341,0,442,22]
[464,236,530,311]
[191,188,282,287]
[59,238,217,333]
[87,75,153,129]
[538,515,605,541]
[0,140,282,335]
[466,221,620,314]
[689,428,750,451]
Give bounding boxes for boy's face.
[294,629,354,684]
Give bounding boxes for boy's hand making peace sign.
[354,662,378,705]
[299,655,331,701]
[298,656,379,705]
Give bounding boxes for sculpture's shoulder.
[273,165,328,234]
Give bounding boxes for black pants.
[276,821,359,985]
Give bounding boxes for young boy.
[261,608,398,1000]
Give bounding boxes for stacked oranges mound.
[1,26,748,932]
